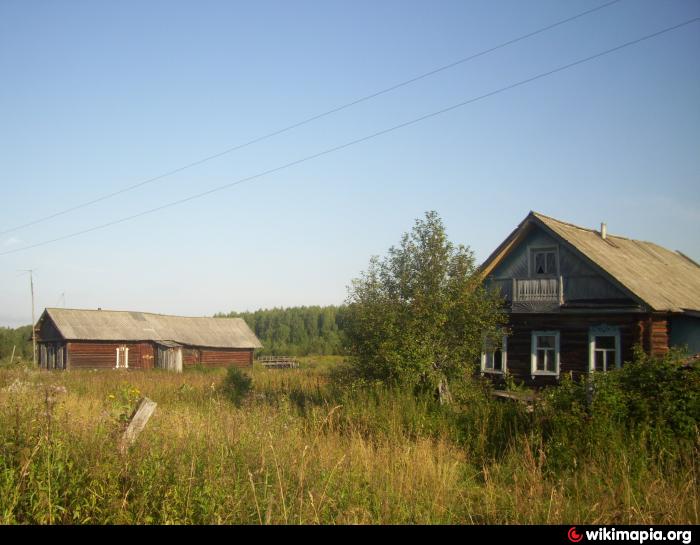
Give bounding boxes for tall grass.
[0,362,697,524]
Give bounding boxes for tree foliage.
[546,347,700,441]
[0,325,32,363]
[344,211,506,394]
[217,306,347,356]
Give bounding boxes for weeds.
[0,356,697,524]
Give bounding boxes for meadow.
[0,358,697,524]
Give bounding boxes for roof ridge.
[47,307,242,320]
[532,211,651,244]
[677,251,700,270]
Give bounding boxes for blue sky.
[0,0,698,327]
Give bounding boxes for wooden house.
[35,308,262,372]
[480,212,700,385]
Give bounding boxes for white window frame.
[588,325,621,373]
[481,335,508,374]
[115,346,129,369]
[531,330,560,378]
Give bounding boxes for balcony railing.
[513,277,563,304]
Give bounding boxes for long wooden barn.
[35,308,263,372]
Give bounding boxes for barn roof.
[40,308,263,349]
[480,211,700,313]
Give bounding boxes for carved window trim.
[531,330,560,378]
[115,346,129,369]
[481,334,508,375]
[588,325,621,373]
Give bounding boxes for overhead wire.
[2,17,697,257]
[0,0,624,235]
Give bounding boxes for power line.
[1,17,697,258]
[0,0,624,236]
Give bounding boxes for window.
[115,346,129,369]
[588,325,621,372]
[531,331,560,377]
[531,248,557,276]
[481,335,507,374]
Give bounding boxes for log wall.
[501,312,669,385]
[198,348,253,368]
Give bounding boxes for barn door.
[156,346,182,372]
[57,345,65,369]
[156,346,166,369]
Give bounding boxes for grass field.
[0,361,697,524]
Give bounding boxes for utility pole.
[19,269,36,366]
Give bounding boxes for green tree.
[344,211,505,402]
[0,325,33,364]
[216,305,347,356]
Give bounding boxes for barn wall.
[502,313,665,385]
[638,314,670,357]
[196,347,253,368]
[183,348,201,366]
[67,341,155,369]
[62,342,252,369]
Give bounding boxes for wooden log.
[491,390,537,412]
[491,390,537,403]
[119,397,157,453]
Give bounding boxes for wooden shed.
[35,308,262,371]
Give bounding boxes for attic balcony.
[513,277,563,304]
[505,277,564,313]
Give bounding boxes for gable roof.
[39,308,263,349]
[480,211,700,313]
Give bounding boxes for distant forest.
[0,326,33,363]
[217,306,347,356]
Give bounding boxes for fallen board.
[257,356,299,369]
[491,390,537,413]
[119,397,157,453]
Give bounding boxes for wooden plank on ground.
[491,390,537,413]
[491,390,537,403]
[119,397,157,453]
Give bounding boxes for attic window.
[531,248,557,276]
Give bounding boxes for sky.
[0,0,698,327]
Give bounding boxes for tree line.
[217,306,348,356]
[0,326,33,363]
